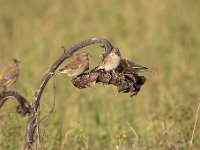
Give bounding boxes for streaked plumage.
[58,52,89,77]
[96,48,121,71]
[0,58,20,90]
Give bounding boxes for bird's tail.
[131,66,148,72]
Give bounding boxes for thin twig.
[41,76,57,143]
[61,128,76,150]
[35,107,41,150]
[189,100,200,150]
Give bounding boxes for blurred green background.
[1,0,200,149]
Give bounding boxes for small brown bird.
[57,52,89,77]
[0,58,20,90]
[96,48,121,71]
[119,59,148,73]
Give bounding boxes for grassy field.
[1,0,200,149]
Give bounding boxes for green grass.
[1,0,200,149]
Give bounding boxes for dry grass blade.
[161,122,172,149]
[61,128,76,150]
[125,120,138,149]
[189,100,200,150]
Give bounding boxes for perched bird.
[0,58,20,90]
[96,48,121,71]
[57,52,89,77]
[119,59,148,73]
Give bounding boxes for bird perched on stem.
[57,52,90,77]
[0,58,20,90]
[96,48,121,71]
[119,59,148,73]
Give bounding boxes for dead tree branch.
[0,91,31,116]
[0,38,146,149]
[24,38,113,149]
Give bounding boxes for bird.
[0,58,20,90]
[57,52,90,77]
[96,48,121,71]
[119,59,148,73]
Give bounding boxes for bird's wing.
[0,74,5,85]
[0,78,14,86]
[103,53,113,63]
[0,73,15,86]
[4,68,17,79]
[66,61,82,70]
[0,73,3,80]
[96,53,113,70]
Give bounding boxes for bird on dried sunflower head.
[57,52,90,77]
[96,48,121,71]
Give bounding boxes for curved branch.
[32,38,113,110]
[0,91,31,116]
[24,38,113,149]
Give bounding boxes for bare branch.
[32,38,113,111]
[0,91,31,116]
[24,38,113,149]
[0,38,147,150]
